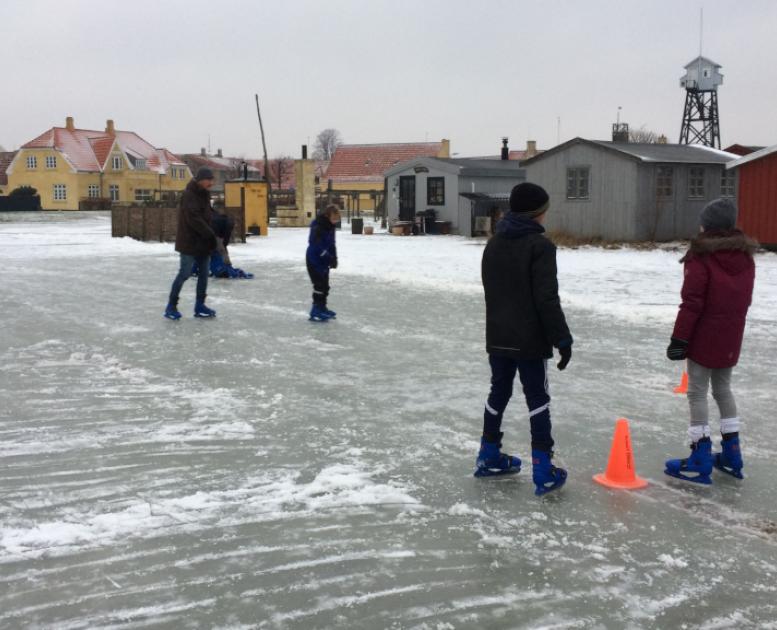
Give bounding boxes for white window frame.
[109,185,120,202]
[134,158,146,170]
[112,155,122,170]
[88,184,101,199]
[26,155,37,169]
[134,189,153,202]
[46,156,57,169]
[720,169,735,198]
[53,184,67,201]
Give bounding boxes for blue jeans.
[168,254,209,306]
[483,354,554,451]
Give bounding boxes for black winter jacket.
[482,213,572,359]
[175,180,217,256]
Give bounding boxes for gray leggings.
[687,359,737,427]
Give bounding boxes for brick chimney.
[105,119,115,135]
[200,147,207,156]
[65,116,75,131]
[438,138,451,158]
[216,148,223,158]
[526,140,537,158]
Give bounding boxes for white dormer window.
[112,156,122,170]
[46,156,57,169]
[26,156,37,169]
[135,159,146,170]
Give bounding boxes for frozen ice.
[1,212,776,628]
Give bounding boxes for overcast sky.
[2,0,776,158]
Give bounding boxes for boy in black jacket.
[478,183,573,496]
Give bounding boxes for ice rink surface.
[1,212,776,629]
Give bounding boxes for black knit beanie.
[195,167,215,181]
[700,198,737,231]
[509,182,549,217]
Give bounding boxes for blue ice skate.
[309,304,332,322]
[194,302,216,318]
[164,303,182,320]
[474,436,521,478]
[664,437,712,485]
[713,436,743,479]
[323,308,337,319]
[532,449,567,496]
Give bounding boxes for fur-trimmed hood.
[681,230,758,260]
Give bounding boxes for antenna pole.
[255,94,271,193]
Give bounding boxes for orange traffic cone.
[673,371,688,394]
[593,418,648,489]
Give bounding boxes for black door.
[398,175,416,221]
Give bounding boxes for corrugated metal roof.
[522,138,737,166]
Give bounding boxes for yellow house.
[6,117,191,210]
[324,139,450,213]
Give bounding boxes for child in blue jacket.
[306,205,340,321]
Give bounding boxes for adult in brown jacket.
[164,168,218,319]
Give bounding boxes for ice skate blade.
[534,476,566,496]
[712,462,744,480]
[473,466,521,478]
[194,313,215,318]
[663,469,712,485]
[163,314,181,321]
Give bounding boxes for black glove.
[557,345,572,371]
[666,337,688,361]
[330,257,338,269]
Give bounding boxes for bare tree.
[313,128,343,160]
[269,155,295,189]
[629,125,664,144]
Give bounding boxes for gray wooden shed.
[384,157,525,237]
[521,138,738,241]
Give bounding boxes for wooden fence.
[111,206,245,243]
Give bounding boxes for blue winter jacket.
[306,216,337,274]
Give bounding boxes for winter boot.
[164,303,182,320]
[713,435,743,479]
[474,433,521,478]
[323,307,337,319]
[309,304,332,322]
[194,301,216,318]
[664,437,713,484]
[532,449,567,496]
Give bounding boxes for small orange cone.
[673,371,688,394]
[593,418,648,489]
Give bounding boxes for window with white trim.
[566,167,590,199]
[134,189,153,202]
[109,185,120,202]
[720,169,735,198]
[88,184,101,198]
[26,156,37,169]
[134,158,146,170]
[46,156,57,169]
[53,184,67,201]
[688,167,705,199]
[112,156,122,170]
[656,166,673,198]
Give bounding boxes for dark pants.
[306,260,330,308]
[169,253,209,306]
[483,354,554,451]
[212,214,234,249]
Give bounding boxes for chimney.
[302,144,308,160]
[65,116,75,131]
[105,119,115,135]
[216,148,223,158]
[526,140,537,158]
[501,137,509,160]
[200,147,207,156]
[438,138,451,158]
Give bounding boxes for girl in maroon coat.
[665,199,757,484]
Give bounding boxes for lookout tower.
[679,56,723,148]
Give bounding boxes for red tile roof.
[0,151,16,186]
[326,142,444,183]
[21,125,186,175]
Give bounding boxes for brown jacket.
[175,179,217,256]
